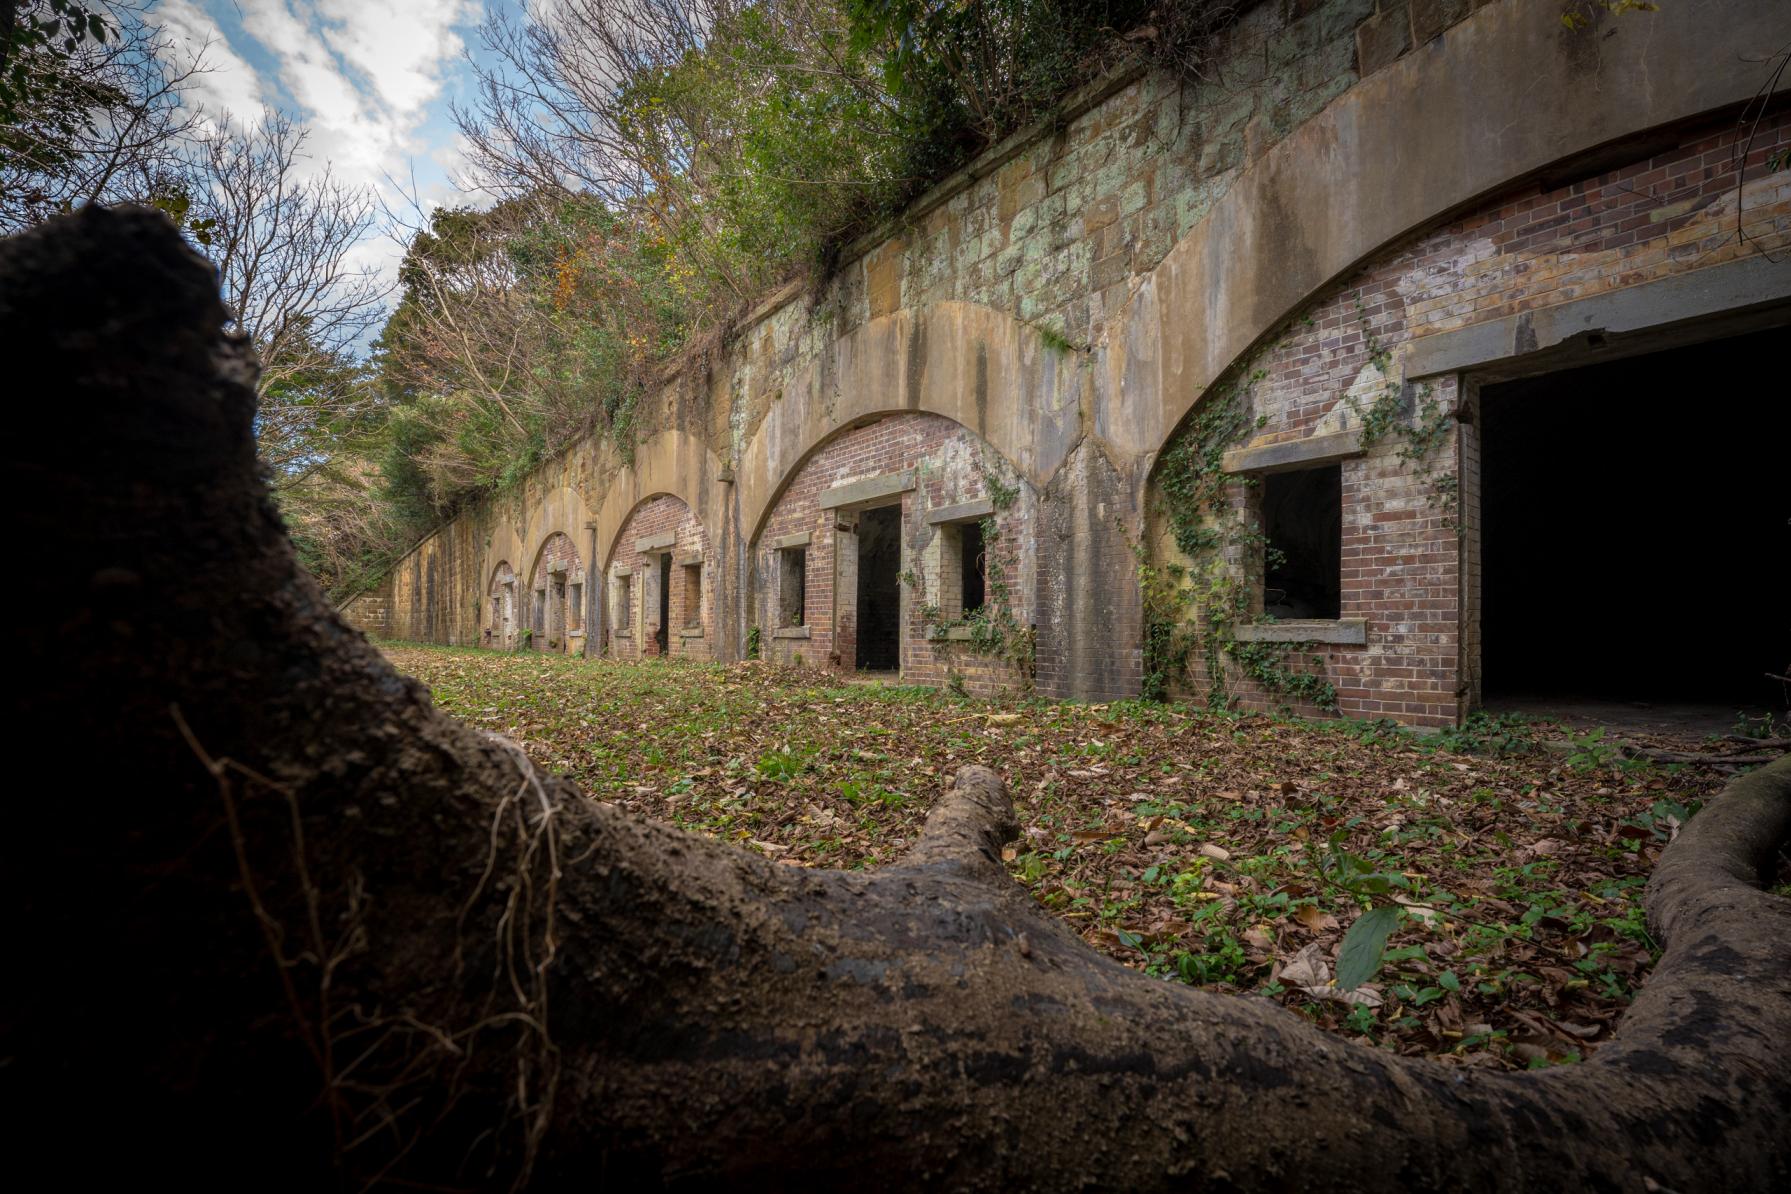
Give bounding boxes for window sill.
[772,626,811,639]
[1233,618,1366,646]
[927,626,975,642]
[613,630,633,639]
[680,628,704,639]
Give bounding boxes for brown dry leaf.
[1294,904,1339,933]
[1277,943,1329,988]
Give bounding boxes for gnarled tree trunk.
[4,207,1788,1190]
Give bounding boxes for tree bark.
[4,206,1788,1191]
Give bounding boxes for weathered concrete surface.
[1103,0,1791,465]
[1405,251,1791,378]
[817,470,915,510]
[1222,429,1365,474]
[736,302,1081,544]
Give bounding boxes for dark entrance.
[656,553,671,657]
[1479,325,1790,716]
[855,505,902,671]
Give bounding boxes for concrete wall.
[343,0,1791,719]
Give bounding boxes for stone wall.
[341,0,1791,723]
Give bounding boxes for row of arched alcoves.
[477,406,1044,698]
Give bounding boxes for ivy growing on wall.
[912,452,1036,688]
[1143,341,1339,713]
[1347,292,1460,526]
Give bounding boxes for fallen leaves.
[384,645,1742,1071]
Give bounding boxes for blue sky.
[149,0,501,276]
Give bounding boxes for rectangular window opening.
[778,547,807,627]
[682,563,702,628]
[1262,463,1342,620]
[959,521,986,616]
[614,575,632,631]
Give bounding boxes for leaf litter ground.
[383,644,1784,1071]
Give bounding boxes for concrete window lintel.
[772,626,811,639]
[1405,253,1791,379]
[679,628,704,639]
[675,553,702,567]
[927,625,976,642]
[635,531,677,552]
[927,498,996,525]
[1232,618,1367,645]
[772,532,811,550]
[1222,429,1364,475]
[818,470,915,510]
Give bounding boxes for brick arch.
[483,560,518,649]
[601,492,713,662]
[1106,0,1788,466]
[737,301,1081,550]
[746,410,1039,695]
[520,532,585,655]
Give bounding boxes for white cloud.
[144,1,483,310]
[148,0,266,128]
[229,0,478,193]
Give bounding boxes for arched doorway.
[603,495,712,661]
[748,411,1036,695]
[486,561,517,649]
[525,533,586,655]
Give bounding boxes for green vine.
[1144,342,1338,713]
[1348,293,1459,526]
[916,453,1036,685]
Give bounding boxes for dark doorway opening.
[856,505,902,671]
[656,553,671,656]
[1262,463,1342,619]
[1479,325,1790,715]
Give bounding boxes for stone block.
[1409,0,1471,44]
[1233,619,1368,645]
[818,470,914,510]
[926,498,995,525]
[1222,428,1366,474]
[1356,2,1412,75]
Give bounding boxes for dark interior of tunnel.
[1263,463,1342,620]
[856,505,902,671]
[1480,324,1791,711]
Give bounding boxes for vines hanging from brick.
[912,452,1036,689]
[1144,333,1338,712]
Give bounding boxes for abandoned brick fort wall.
[341,0,1791,727]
